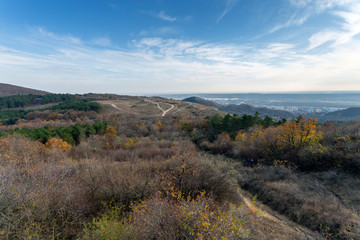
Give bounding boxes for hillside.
[0,83,48,96]
[183,96,295,119]
[99,96,224,119]
[221,103,295,119]
[0,91,360,239]
[319,107,360,121]
[183,96,222,109]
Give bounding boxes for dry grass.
[237,165,360,239]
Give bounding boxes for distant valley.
[183,96,360,121]
[183,96,294,119]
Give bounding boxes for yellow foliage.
[156,120,163,128]
[45,138,71,152]
[105,126,117,135]
[124,138,135,149]
[235,131,246,142]
[277,118,322,149]
[135,188,251,239]
[250,129,264,141]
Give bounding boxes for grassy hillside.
[0,83,48,96]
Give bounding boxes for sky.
[0,0,359,94]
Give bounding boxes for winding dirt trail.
[145,100,175,117]
[238,190,317,239]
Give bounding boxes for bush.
[237,165,360,239]
[82,189,252,240]
[166,153,240,203]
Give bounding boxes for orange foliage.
[45,138,72,152]
[218,134,231,142]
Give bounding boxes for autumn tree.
[277,117,322,149]
[104,126,117,149]
[45,137,72,152]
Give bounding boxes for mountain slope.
[183,96,294,119]
[319,107,360,121]
[0,83,48,96]
[221,103,295,119]
[183,96,222,109]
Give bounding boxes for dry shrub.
[78,159,164,208]
[83,189,253,240]
[166,153,240,203]
[238,165,360,239]
[135,146,175,160]
[0,134,46,166]
[0,136,89,239]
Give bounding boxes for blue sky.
[0,0,359,94]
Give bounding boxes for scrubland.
[0,94,359,239]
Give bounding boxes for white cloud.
[217,0,240,23]
[143,10,192,23]
[0,26,359,94]
[306,1,360,50]
[271,0,358,33]
[156,11,176,22]
[35,27,82,45]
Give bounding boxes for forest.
[0,94,359,239]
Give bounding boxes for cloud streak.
[270,0,359,33]
[0,26,359,94]
[145,11,177,22]
[217,0,240,23]
[307,1,360,50]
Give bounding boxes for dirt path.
[238,191,278,222]
[238,190,317,239]
[145,100,175,117]
[110,104,123,111]
[109,103,139,115]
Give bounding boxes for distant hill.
[319,107,360,121]
[183,97,222,108]
[221,104,295,119]
[183,96,294,119]
[0,83,48,97]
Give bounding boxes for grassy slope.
[0,83,48,96]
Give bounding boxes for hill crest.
[0,83,48,97]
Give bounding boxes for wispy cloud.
[146,11,177,22]
[307,1,360,50]
[144,10,192,23]
[35,27,82,45]
[0,26,359,93]
[92,37,112,47]
[270,0,357,33]
[217,0,240,23]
